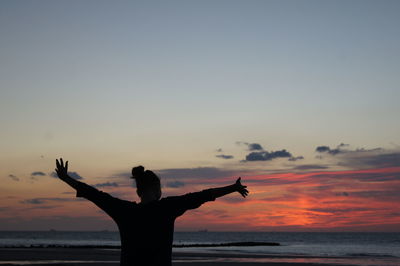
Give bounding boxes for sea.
[0,231,399,265]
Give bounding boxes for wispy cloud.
[31,171,46,176]
[291,164,329,170]
[236,141,264,151]
[166,181,185,188]
[20,197,83,204]
[8,174,19,181]
[245,150,292,161]
[93,182,119,188]
[21,198,45,204]
[216,154,234,159]
[288,156,304,161]
[50,171,84,180]
[312,144,400,171]
[338,151,400,169]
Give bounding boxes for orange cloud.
[174,167,400,231]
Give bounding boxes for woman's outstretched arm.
[205,178,249,199]
[169,178,249,217]
[55,158,124,217]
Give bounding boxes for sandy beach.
[0,248,357,266]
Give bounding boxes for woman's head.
[131,166,161,202]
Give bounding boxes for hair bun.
[131,165,145,179]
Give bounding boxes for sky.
[1,0,400,231]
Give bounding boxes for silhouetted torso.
[76,183,215,266]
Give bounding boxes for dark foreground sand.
[0,248,355,266]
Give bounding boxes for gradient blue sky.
[1,1,400,230]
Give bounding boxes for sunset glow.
[1,1,400,232]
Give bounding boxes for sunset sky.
[1,1,400,231]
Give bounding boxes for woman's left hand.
[235,177,249,198]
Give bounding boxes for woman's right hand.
[55,158,69,180]
[235,177,249,198]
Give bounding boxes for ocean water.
[0,231,399,265]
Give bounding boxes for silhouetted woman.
[55,158,248,266]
